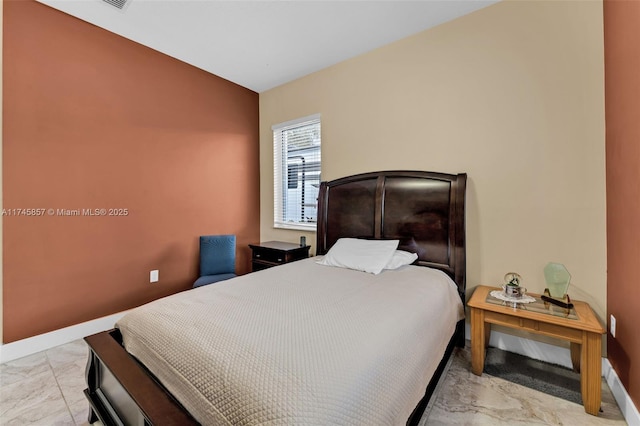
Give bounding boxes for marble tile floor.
[0,340,97,426]
[422,345,627,425]
[0,339,627,425]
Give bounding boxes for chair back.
[200,235,236,276]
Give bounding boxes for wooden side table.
[467,285,605,416]
[249,241,310,272]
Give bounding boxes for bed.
[83,170,467,426]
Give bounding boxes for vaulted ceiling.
[35,0,498,93]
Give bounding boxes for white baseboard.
[603,358,640,426]
[0,311,127,364]
[465,323,640,426]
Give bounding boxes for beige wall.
[260,1,606,325]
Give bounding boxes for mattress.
[116,257,464,426]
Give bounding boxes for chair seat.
[193,273,237,288]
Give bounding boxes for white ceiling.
[35,0,498,93]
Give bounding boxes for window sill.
[273,223,317,232]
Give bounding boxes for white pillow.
[384,250,418,270]
[317,238,399,274]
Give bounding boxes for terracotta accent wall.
[3,1,259,343]
[604,0,640,409]
[0,0,4,344]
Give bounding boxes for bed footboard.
[84,329,199,426]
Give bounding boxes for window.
[273,114,321,230]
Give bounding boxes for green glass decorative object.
[544,262,571,298]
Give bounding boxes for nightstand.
[248,241,310,272]
[467,285,605,416]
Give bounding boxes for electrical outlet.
[610,314,616,338]
[150,270,159,283]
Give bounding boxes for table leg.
[570,342,581,373]
[581,332,602,416]
[470,307,487,375]
[485,323,491,348]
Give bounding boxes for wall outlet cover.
[610,314,617,338]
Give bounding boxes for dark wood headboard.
[316,170,467,296]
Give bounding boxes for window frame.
[272,114,321,231]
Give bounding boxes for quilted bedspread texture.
[117,258,464,426]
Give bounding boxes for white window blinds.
[273,114,321,230]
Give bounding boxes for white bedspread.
[117,258,464,426]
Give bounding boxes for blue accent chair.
[193,235,237,288]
